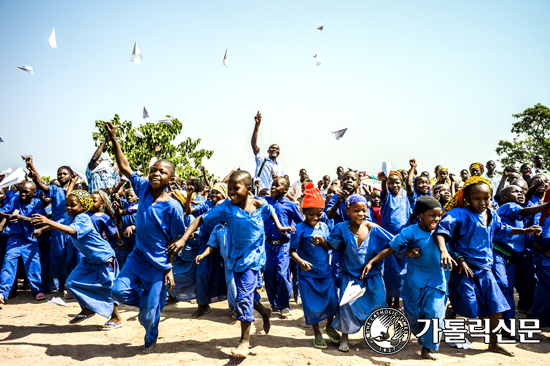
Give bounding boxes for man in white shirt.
[483,160,501,195]
[251,111,283,192]
[289,169,308,199]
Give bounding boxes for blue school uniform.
[435,207,512,318]
[530,216,550,326]
[201,198,275,322]
[47,184,71,280]
[389,225,447,351]
[264,196,303,311]
[112,173,185,348]
[65,214,118,318]
[326,222,393,334]
[86,211,124,266]
[380,189,410,300]
[169,213,199,301]
[290,222,338,325]
[325,194,372,224]
[0,196,46,298]
[208,223,237,313]
[37,205,54,292]
[117,201,137,268]
[514,200,539,311]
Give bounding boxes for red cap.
[302,182,325,209]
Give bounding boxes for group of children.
[1,128,550,359]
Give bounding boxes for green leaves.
[93,114,214,180]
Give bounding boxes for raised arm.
[31,214,76,236]
[222,169,237,184]
[104,122,133,180]
[380,173,388,198]
[25,157,49,194]
[65,175,79,198]
[184,187,196,215]
[89,138,108,171]
[201,166,211,189]
[251,111,261,156]
[495,167,512,199]
[519,200,550,217]
[406,159,416,196]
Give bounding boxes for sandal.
[313,339,327,349]
[102,321,123,330]
[35,292,47,301]
[323,327,341,343]
[69,312,95,324]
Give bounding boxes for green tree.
[41,176,51,184]
[496,103,550,168]
[92,115,214,180]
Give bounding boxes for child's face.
[65,195,85,217]
[503,186,525,205]
[210,189,224,205]
[415,177,430,194]
[388,175,402,195]
[510,180,529,195]
[400,171,408,181]
[370,191,381,207]
[418,208,442,232]
[434,184,451,202]
[336,167,344,178]
[304,208,323,226]
[90,193,102,212]
[57,169,71,185]
[465,184,491,213]
[460,170,469,181]
[270,177,289,199]
[19,183,36,204]
[228,176,250,205]
[345,202,368,225]
[521,164,532,176]
[326,186,341,203]
[438,170,448,181]
[148,161,173,190]
[322,175,331,188]
[341,172,359,194]
[470,168,481,177]
[125,189,137,203]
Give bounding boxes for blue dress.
[208,223,237,313]
[169,214,199,301]
[47,184,71,280]
[531,217,550,326]
[326,222,393,334]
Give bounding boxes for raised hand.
[104,121,117,140]
[409,159,417,169]
[254,111,262,124]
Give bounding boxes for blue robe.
[531,216,550,326]
[46,184,71,280]
[169,214,199,301]
[208,223,237,312]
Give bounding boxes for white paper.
[20,155,33,160]
[361,177,382,191]
[148,156,157,168]
[0,168,26,189]
[0,135,3,142]
[449,339,472,349]
[340,281,365,306]
[313,52,322,66]
[158,118,172,125]
[18,66,34,75]
[316,23,324,31]
[90,160,110,174]
[130,42,142,65]
[12,209,19,216]
[48,297,68,307]
[0,168,13,176]
[72,170,86,181]
[382,162,392,178]
[223,49,229,68]
[142,106,149,119]
[48,27,57,48]
[331,128,347,141]
[134,130,145,138]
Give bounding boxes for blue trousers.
[112,251,167,348]
[265,242,292,311]
[492,250,516,321]
[235,269,261,322]
[531,254,550,327]
[50,226,68,280]
[0,239,43,298]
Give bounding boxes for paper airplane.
[340,281,366,306]
[0,135,4,142]
[142,106,149,119]
[130,42,142,65]
[73,170,86,181]
[316,23,324,31]
[148,156,157,168]
[313,52,322,66]
[18,66,34,75]
[12,209,20,216]
[134,130,145,138]
[331,128,347,141]
[223,49,229,68]
[0,168,13,176]
[449,339,473,349]
[90,160,110,174]
[48,297,68,307]
[382,162,392,179]
[20,155,33,161]
[48,27,57,48]
[0,168,27,189]
[158,118,172,125]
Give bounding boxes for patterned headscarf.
[212,182,228,199]
[94,190,113,217]
[442,176,491,214]
[346,194,367,208]
[469,162,485,176]
[434,167,451,186]
[69,189,94,213]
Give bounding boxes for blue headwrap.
[346,194,367,208]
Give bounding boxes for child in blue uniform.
[531,188,550,326]
[86,191,123,249]
[324,194,394,353]
[113,187,138,268]
[264,177,304,318]
[0,181,46,303]
[434,176,541,356]
[290,183,339,349]
[104,121,186,354]
[379,170,410,310]
[32,190,123,329]
[364,196,456,360]
[405,159,431,210]
[168,170,294,357]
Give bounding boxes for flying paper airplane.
[48,27,57,48]
[382,162,392,178]
[18,66,34,75]
[0,168,12,176]
[0,135,4,142]
[313,52,321,66]
[158,118,173,125]
[223,49,229,68]
[130,42,142,65]
[20,155,33,161]
[0,168,26,189]
[340,281,366,306]
[134,130,145,138]
[316,23,324,31]
[331,128,347,140]
[142,106,149,119]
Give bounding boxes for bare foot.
[190,305,210,319]
[338,334,349,352]
[421,346,438,360]
[231,339,250,357]
[445,305,456,319]
[489,343,515,357]
[263,308,272,334]
[142,340,157,354]
[0,295,4,304]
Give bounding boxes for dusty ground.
[0,285,549,366]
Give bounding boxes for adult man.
[318,175,331,196]
[483,160,502,195]
[251,111,283,192]
[532,155,550,179]
[289,169,308,199]
[85,137,120,193]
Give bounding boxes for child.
[113,187,139,268]
[380,170,411,310]
[363,196,456,360]
[324,194,394,352]
[368,190,382,225]
[433,184,452,207]
[290,183,340,349]
[531,188,550,326]
[434,176,541,356]
[433,167,451,186]
[167,170,294,357]
[31,190,123,329]
[469,162,484,177]
[406,159,431,210]
[0,181,46,302]
[104,121,186,353]
[86,190,124,254]
[264,177,304,318]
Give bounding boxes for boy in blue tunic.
[32,190,123,329]
[363,196,456,360]
[530,188,550,326]
[434,177,541,356]
[405,159,432,210]
[0,181,46,303]
[104,121,186,354]
[324,194,394,353]
[290,183,340,349]
[264,176,304,318]
[168,170,295,357]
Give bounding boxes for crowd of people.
[1,112,550,360]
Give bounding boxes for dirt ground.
[0,285,549,366]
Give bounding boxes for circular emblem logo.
[363,307,411,355]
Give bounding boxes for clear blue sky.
[1,1,549,182]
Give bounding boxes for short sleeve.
[130,173,149,197]
[498,203,522,221]
[202,201,227,228]
[69,214,94,240]
[492,209,514,242]
[434,211,460,242]
[388,229,410,253]
[261,200,276,221]
[326,223,344,250]
[194,201,211,216]
[290,226,301,250]
[207,225,222,248]
[104,216,119,237]
[324,194,338,213]
[291,203,304,225]
[46,184,60,199]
